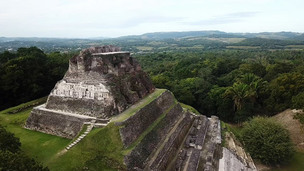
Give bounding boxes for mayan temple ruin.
[25,46,256,171]
[26,45,155,138]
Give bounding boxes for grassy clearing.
[206,38,246,43]
[112,89,166,123]
[269,152,304,171]
[0,89,168,170]
[285,45,304,49]
[0,99,71,168]
[47,123,125,171]
[136,46,153,51]
[226,46,260,49]
[0,97,125,170]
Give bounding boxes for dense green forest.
[135,50,304,122]
[0,47,72,110]
[1,47,304,123]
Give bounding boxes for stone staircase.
[173,115,222,171]
[66,119,110,150]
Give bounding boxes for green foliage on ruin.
[48,123,126,171]
[0,101,126,171]
[180,102,200,115]
[112,89,166,123]
[122,101,176,155]
[241,117,294,165]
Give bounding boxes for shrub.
[0,125,21,153]
[0,151,49,171]
[292,92,304,109]
[241,117,294,165]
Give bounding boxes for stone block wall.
[148,112,194,170]
[124,103,185,170]
[46,96,112,118]
[25,106,92,139]
[118,90,175,147]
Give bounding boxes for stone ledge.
[25,105,94,139]
[119,90,175,147]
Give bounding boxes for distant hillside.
[293,33,304,41]
[118,31,302,40]
[1,30,304,52]
[235,37,304,47]
[120,30,227,39]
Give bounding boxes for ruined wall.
[26,46,155,138]
[25,105,93,139]
[46,96,112,118]
[118,90,175,147]
[45,46,154,118]
[124,103,186,170]
[148,112,194,170]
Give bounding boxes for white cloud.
[0,0,303,37]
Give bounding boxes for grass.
[47,123,125,171]
[122,102,176,155]
[112,89,166,123]
[0,97,125,170]
[136,46,153,51]
[180,102,200,115]
[70,124,88,142]
[226,46,260,49]
[0,89,168,170]
[220,121,243,147]
[285,45,304,49]
[0,99,71,168]
[205,38,246,43]
[269,152,304,171]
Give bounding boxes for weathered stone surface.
[219,148,256,171]
[26,46,155,138]
[46,45,155,118]
[24,46,256,170]
[172,116,222,171]
[219,132,257,171]
[124,103,186,170]
[25,105,94,139]
[119,90,175,147]
[147,112,194,171]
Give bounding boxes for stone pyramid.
[25,45,154,138]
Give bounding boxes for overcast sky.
[0,0,303,38]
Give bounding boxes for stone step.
[146,113,194,171]
[94,123,108,127]
[65,123,96,151]
[196,116,221,171]
[173,115,211,171]
[95,118,110,124]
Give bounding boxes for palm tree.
[225,82,249,111]
[238,73,267,103]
